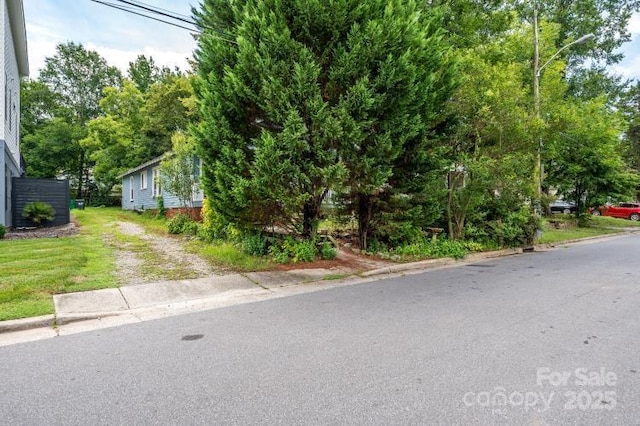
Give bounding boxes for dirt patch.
[3,222,79,240]
[273,245,392,273]
[113,221,218,285]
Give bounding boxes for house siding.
[121,156,203,212]
[0,0,26,227]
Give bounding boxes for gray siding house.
[0,0,28,227]
[120,155,204,213]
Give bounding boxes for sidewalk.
[0,247,529,344]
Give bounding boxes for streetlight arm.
[536,33,595,77]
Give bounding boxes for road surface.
[1,235,639,424]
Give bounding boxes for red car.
[591,202,640,221]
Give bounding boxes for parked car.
[590,202,640,221]
[549,200,577,214]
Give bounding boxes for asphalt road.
[1,235,639,424]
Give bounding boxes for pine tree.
[194,0,456,244]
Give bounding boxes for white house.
[0,0,28,227]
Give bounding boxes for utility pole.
[533,4,542,215]
[532,3,593,217]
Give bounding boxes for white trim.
[140,170,147,190]
[129,176,134,201]
[152,167,161,198]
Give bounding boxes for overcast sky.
[22,1,640,81]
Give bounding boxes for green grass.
[586,215,640,228]
[537,214,637,244]
[537,227,620,244]
[186,240,273,272]
[0,232,117,321]
[322,273,350,281]
[0,207,171,321]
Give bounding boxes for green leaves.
[194,0,457,244]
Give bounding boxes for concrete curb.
[0,315,55,333]
[361,248,523,278]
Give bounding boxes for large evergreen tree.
[194,0,456,245]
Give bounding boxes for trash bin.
[70,199,76,209]
[75,199,85,210]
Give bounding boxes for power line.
[114,0,193,20]
[88,0,238,44]
[89,0,198,32]
[112,0,198,29]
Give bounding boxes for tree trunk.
[302,199,317,239]
[357,193,371,251]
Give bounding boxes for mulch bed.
[3,222,80,240]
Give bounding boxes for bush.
[0,224,5,239]
[167,213,198,235]
[287,238,317,262]
[199,198,229,241]
[22,201,55,227]
[319,241,337,260]
[391,237,470,259]
[268,244,290,264]
[268,236,318,263]
[241,233,270,256]
[488,207,538,247]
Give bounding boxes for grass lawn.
[0,230,116,321]
[0,207,270,320]
[537,214,640,244]
[0,207,168,321]
[1,208,637,322]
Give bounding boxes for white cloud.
[24,0,197,78]
[85,43,194,75]
[628,12,640,35]
[611,55,640,80]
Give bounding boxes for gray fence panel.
[12,178,70,227]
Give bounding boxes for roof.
[7,0,29,76]
[119,154,167,178]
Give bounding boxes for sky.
[23,0,198,77]
[21,1,640,81]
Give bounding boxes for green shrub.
[287,238,317,263]
[391,238,469,259]
[22,201,55,227]
[488,207,538,247]
[241,233,270,256]
[319,241,337,260]
[375,221,424,246]
[167,213,198,235]
[268,244,290,264]
[366,238,388,254]
[199,198,229,241]
[156,196,166,218]
[268,236,318,263]
[0,224,5,239]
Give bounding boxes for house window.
[152,167,161,197]
[140,170,147,190]
[129,176,134,201]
